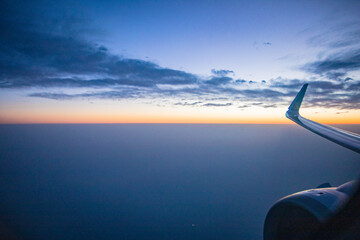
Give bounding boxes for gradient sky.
[0,0,360,123]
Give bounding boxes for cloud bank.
[0,1,359,109]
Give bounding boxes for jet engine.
[263,181,358,240]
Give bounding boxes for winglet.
[286,83,308,120]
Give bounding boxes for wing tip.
[286,83,308,119]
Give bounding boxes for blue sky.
[0,0,359,123]
[88,0,358,78]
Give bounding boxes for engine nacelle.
[263,181,358,240]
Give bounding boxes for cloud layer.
[0,1,359,109]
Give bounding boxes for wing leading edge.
[286,84,360,154]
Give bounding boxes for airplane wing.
[286,84,360,154]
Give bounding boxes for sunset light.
[0,1,359,124]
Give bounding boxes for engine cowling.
[263,181,358,240]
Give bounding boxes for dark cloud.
[238,105,250,109]
[336,111,349,115]
[211,69,234,76]
[0,1,198,89]
[263,104,277,108]
[307,21,360,49]
[27,78,360,109]
[291,21,360,110]
[301,20,360,98]
[269,78,360,109]
[235,79,247,84]
[325,71,347,81]
[304,95,360,110]
[238,89,293,99]
[205,76,232,85]
[29,89,140,100]
[238,103,277,109]
[203,103,232,107]
[303,50,360,75]
[302,21,360,84]
[347,81,360,90]
[29,92,75,100]
[269,78,351,92]
[174,101,202,106]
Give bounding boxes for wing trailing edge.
[286,84,360,154]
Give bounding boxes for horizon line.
[1,122,359,125]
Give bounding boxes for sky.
[0,0,360,124]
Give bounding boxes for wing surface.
[286,84,360,154]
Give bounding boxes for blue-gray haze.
[0,124,359,240]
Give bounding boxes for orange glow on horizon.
[1,99,359,124]
[1,114,359,124]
